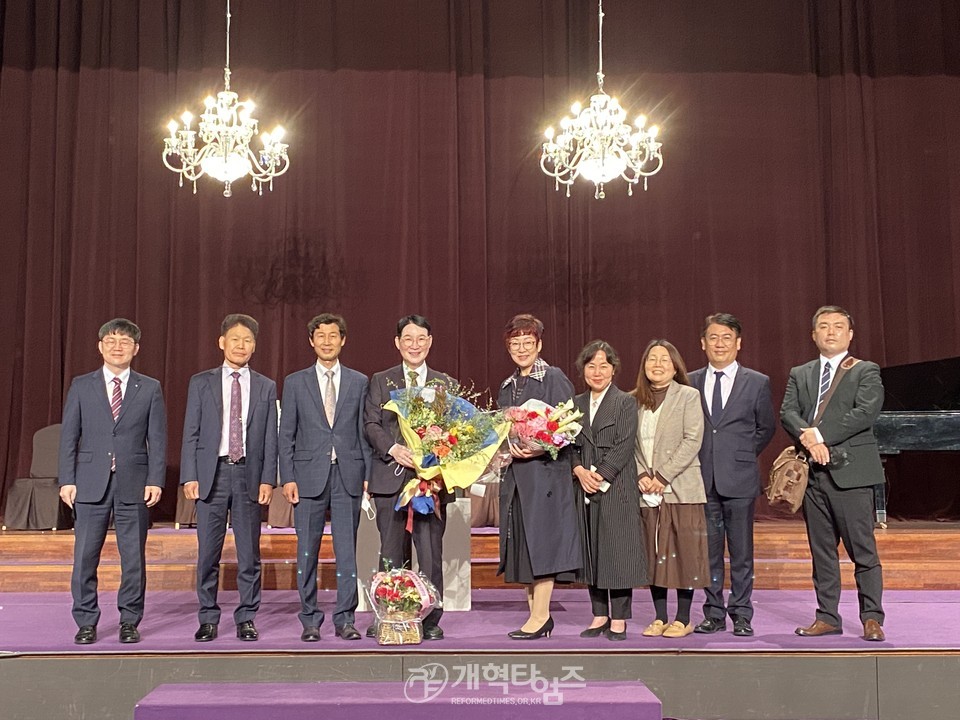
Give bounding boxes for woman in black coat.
[572,340,647,641]
[497,314,581,640]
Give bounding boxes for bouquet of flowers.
[503,398,584,459]
[368,566,439,645]
[384,381,511,525]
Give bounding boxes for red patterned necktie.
[228,371,243,462]
[110,377,122,422]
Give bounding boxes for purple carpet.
[1,588,956,654]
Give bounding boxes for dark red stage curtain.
[1,1,959,520]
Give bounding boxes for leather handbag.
[766,356,861,513]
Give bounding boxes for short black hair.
[812,305,854,329]
[98,318,141,343]
[575,340,621,375]
[702,313,742,338]
[221,313,259,339]
[396,314,431,337]
[308,313,347,338]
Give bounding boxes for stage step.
[2,521,959,592]
[135,682,662,720]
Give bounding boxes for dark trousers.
[71,474,150,628]
[803,469,884,627]
[294,465,362,629]
[372,492,446,628]
[195,461,263,625]
[588,586,633,620]
[702,489,756,621]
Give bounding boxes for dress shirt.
[704,361,739,416]
[102,366,131,403]
[218,365,251,456]
[403,363,428,388]
[813,351,848,443]
[315,361,342,405]
[589,385,611,424]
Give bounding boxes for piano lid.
[880,356,960,412]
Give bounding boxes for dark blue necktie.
[710,370,724,425]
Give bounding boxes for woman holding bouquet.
[632,339,708,639]
[497,314,581,640]
[571,340,647,641]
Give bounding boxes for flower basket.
[377,610,423,646]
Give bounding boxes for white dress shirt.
[218,365,251,456]
[403,363,428,388]
[589,385,611,424]
[704,361,739,416]
[102,366,131,403]
[813,351,847,443]
[316,360,342,405]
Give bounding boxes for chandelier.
[162,0,290,197]
[540,0,663,199]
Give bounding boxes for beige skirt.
[640,503,710,589]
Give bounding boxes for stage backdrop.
[2,0,959,520]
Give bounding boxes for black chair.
[3,424,73,530]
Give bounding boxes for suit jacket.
[58,368,167,504]
[689,365,777,498]
[634,381,705,504]
[279,364,372,498]
[179,367,279,502]
[364,364,454,497]
[780,356,884,489]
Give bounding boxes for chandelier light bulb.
[181,111,193,128]
[544,127,555,140]
[272,126,285,141]
[571,101,582,115]
[167,120,179,138]
[635,114,647,129]
[204,96,216,109]
[648,125,659,138]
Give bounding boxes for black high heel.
[508,616,554,640]
[605,621,627,641]
[579,619,611,638]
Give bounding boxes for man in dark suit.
[280,313,372,642]
[781,305,886,642]
[58,318,167,645]
[180,314,278,642]
[363,314,454,640]
[689,313,776,637]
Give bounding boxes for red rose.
[536,430,551,442]
[415,427,426,438]
[546,420,559,432]
[448,434,458,445]
[527,411,540,420]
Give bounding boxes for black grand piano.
[873,356,960,525]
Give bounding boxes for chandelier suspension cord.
[596,0,604,91]
[224,0,232,90]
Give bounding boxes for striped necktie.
[110,377,122,422]
[814,362,832,418]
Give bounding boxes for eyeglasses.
[399,335,430,347]
[705,334,736,345]
[102,337,136,349]
[507,339,537,352]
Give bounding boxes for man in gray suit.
[689,313,776,637]
[58,318,167,645]
[180,314,278,642]
[280,313,372,642]
[363,314,454,640]
[781,305,886,642]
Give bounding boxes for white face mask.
[361,492,376,521]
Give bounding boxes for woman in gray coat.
[572,340,647,641]
[497,314,582,640]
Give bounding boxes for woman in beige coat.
[631,339,708,639]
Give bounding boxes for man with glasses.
[363,314,454,640]
[58,318,167,645]
[688,313,776,638]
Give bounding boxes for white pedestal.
[356,497,472,611]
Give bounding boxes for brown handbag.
[766,356,860,513]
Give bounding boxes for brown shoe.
[795,619,842,637]
[862,619,885,642]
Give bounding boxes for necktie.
[110,377,122,422]
[408,370,419,387]
[110,377,122,471]
[324,370,337,463]
[710,371,724,426]
[815,362,832,419]
[228,371,243,462]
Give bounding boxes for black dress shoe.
[74,625,97,645]
[579,619,611,638]
[335,624,362,641]
[732,616,754,637]
[236,620,258,641]
[119,623,140,644]
[605,622,627,641]
[423,625,444,641]
[301,626,321,642]
[508,616,554,640]
[194,623,218,642]
[365,622,378,639]
[694,616,727,634]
